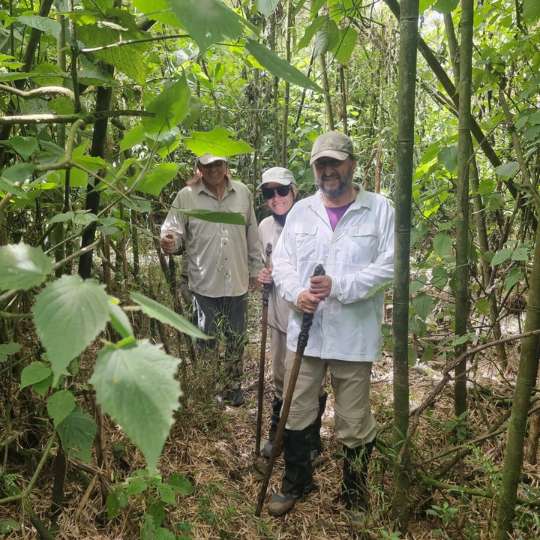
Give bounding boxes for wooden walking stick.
[255,263,325,516]
[255,243,273,457]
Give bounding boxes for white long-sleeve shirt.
[272,187,394,362]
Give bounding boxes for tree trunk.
[281,0,292,165]
[495,222,540,538]
[339,65,348,135]
[78,82,113,279]
[319,53,335,130]
[453,0,474,423]
[391,0,419,529]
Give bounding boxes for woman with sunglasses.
[257,168,327,462]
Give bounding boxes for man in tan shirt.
[160,154,261,406]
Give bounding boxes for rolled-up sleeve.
[246,195,262,277]
[160,191,186,253]
[330,199,394,303]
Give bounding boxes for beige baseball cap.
[197,153,228,165]
[310,131,354,165]
[258,167,295,188]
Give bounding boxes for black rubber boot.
[268,426,314,517]
[308,392,327,464]
[341,441,375,511]
[262,396,282,458]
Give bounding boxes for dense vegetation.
[0,0,539,538]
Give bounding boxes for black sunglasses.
[262,185,291,200]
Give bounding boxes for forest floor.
[1,287,538,540]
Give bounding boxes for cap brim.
[258,178,293,188]
[310,150,350,165]
[198,156,228,165]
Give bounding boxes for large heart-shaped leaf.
[134,163,179,196]
[143,77,190,134]
[0,243,53,292]
[90,340,181,471]
[32,275,110,384]
[131,291,209,340]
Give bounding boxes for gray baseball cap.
[258,166,295,188]
[198,153,228,165]
[310,131,354,165]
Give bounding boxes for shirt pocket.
[346,224,378,265]
[295,225,318,261]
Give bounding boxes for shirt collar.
[312,184,371,212]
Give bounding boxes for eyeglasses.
[262,185,292,200]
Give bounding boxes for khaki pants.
[283,351,377,449]
[270,327,287,400]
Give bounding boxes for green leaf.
[20,362,52,389]
[452,334,471,346]
[511,246,528,261]
[185,127,253,157]
[524,0,540,22]
[32,275,110,385]
[157,482,176,504]
[6,136,39,160]
[134,163,179,196]
[246,40,321,92]
[182,208,246,225]
[0,243,54,292]
[108,300,134,338]
[256,0,279,16]
[143,77,190,134]
[90,340,181,471]
[297,16,326,50]
[412,293,435,320]
[495,161,519,178]
[120,124,145,151]
[433,0,458,13]
[433,233,453,259]
[313,19,339,56]
[131,291,209,340]
[2,162,35,183]
[56,407,97,462]
[47,390,76,428]
[438,146,458,172]
[475,297,490,316]
[0,519,20,534]
[504,267,522,292]
[491,248,512,266]
[168,0,245,52]
[0,342,21,363]
[32,374,52,397]
[168,473,193,496]
[333,27,357,65]
[17,15,61,39]
[431,267,448,289]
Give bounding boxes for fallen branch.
[80,33,189,53]
[0,84,74,100]
[0,110,153,125]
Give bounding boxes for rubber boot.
[268,426,314,517]
[308,392,327,464]
[262,396,282,458]
[341,441,375,511]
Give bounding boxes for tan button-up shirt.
[161,178,261,298]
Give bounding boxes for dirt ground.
[1,298,538,540]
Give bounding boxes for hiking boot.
[223,388,245,407]
[268,491,300,517]
[341,441,375,511]
[268,426,314,517]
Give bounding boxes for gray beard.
[318,175,352,199]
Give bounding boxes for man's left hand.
[310,275,332,300]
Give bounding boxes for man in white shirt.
[269,132,395,516]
